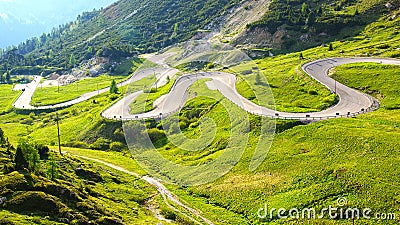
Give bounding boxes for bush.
[35,144,49,160]
[110,142,125,152]
[90,138,112,150]
[160,207,177,220]
[109,94,120,101]
[75,168,103,182]
[64,141,90,149]
[308,90,318,95]
[5,191,64,214]
[147,128,166,142]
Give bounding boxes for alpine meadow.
[0,0,399,224]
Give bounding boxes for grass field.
[332,63,400,110]
[31,75,126,106]
[129,77,175,114]
[0,85,20,114]
[183,62,400,224]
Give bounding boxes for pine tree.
[5,71,11,84]
[110,79,119,94]
[15,145,28,170]
[14,141,41,173]
[69,54,77,68]
[328,43,334,51]
[46,154,59,180]
[0,128,5,146]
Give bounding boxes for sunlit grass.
[31,75,126,106]
[0,85,21,114]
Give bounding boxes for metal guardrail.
[104,58,384,122]
[106,94,380,122]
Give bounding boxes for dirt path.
[74,155,214,225]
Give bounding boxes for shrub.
[110,142,124,152]
[64,141,90,149]
[109,94,120,101]
[147,128,166,142]
[5,191,63,214]
[308,90,318,95]
[160,207,177,220]
[75,168,103,182]
[36,144,49,160]
[90,138,112,150]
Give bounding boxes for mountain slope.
[232,0,400,52]
[2,0,399,75]
[0,0,240,75]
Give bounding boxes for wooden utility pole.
[56,112,62,155]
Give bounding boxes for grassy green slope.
[332,63,400,110]
[186,65,400,224]
[237,5,400,112]
[0,85,20,115]
[0,144,172,224]
[31,75,126,106]
[139,12,400,224]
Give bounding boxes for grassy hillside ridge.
[0,132,173,224]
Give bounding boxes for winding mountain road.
[104,57,400,121]
[13,55,400,121]
[12,68,178,110]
